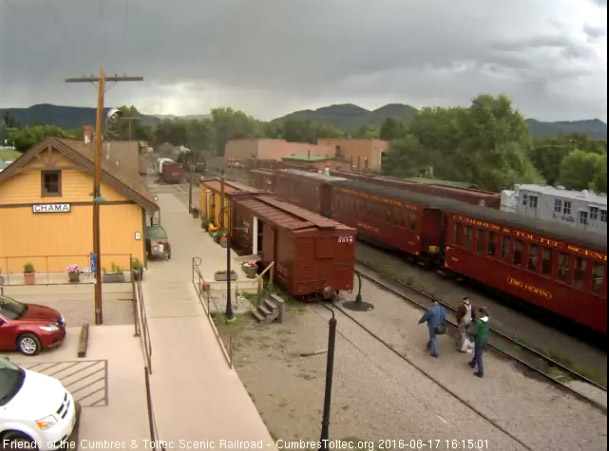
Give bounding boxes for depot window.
[563,201,572,215]
[554,199,562,213]
[590,207,599,221]
[601,210,607,223]
[41,170,62,197]
[528,196,538,209]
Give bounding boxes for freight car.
[231,195,356,297]
[248,169,276,193]
[275,169,346,217]
[329,180,607,334]
[161,162,183,184]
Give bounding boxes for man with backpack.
[418,300,446,358]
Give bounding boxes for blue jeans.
[470,340,487,375]
[426,324,439,356]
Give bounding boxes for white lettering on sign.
[32,203,71,214]
[338,236,354,244]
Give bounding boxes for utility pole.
[66,68,143,325]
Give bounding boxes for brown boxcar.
[248,169,276,193]
[162,162,183,184]
[443,204,607,334]
[331,170,501,209]
[275,169,346,217]
[232,194,356,297]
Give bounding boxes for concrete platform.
[7,325,150,448]
[142,193,277,449]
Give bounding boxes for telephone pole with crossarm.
[66,68,143,325]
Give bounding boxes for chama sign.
[32,203,71,214]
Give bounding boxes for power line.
[121,0,130,73]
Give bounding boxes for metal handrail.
[144,367,165,451]
[191,257,233,368]
[132,271,153,374]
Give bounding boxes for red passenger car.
[331,170,501,209]
[275,169,346,217]
[329,180,445,263]
[444,205,607,334]
[231,195,356,297]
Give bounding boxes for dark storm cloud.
[0,0,606,121]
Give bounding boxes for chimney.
[83,126,92,144]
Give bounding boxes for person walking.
[418,300,446,358]
[468,307,490,377]
[456,296,475,352]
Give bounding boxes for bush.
[201,218,212,230]
[23,263,35,273]
[131,259,144,271]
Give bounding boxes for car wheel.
[166,244,172,260]
[1,431,38,450]
[17,333,41,356]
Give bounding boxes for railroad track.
[353,258,607,413]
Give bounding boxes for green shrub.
[23,263,35,273]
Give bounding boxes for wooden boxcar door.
[262,224,276,266]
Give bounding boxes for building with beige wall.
[0,137,158,279]
[317,138,390,173]
[225,139,335,166]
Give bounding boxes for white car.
[0,355,76,450]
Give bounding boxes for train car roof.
[330,180,607,251]
[278,168,347,182]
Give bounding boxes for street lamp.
[317,264,373,450]
[218,204,235,322]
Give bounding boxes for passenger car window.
[541,248,552,276]
[592,263,605,293]
[476,229,485,254]
[558,253,570,283]
[455,223,464,246]
[513,240,523,265]
[501,236,511,261]
[487,232,497,257]
[574,257,587,289]
[410,211,417,231]
[528,244,539,271]
[464,226,473,250]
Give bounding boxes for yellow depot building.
[0,136,158,281]
[199,177,259,233]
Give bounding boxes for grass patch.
[0,149,21,161]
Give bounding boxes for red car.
[0,295,66,356]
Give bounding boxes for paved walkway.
[142,193,277,449]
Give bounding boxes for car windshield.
[0,356,25,406]
[146,226,168,240]
[0,295,28,320]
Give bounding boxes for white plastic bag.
[461,337,474,353]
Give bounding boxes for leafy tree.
[2,112,21,129]
[591,153,607,193]
[527,145,571,186]
[211,108,263,155]
[281,118,343,143]
[381,135,427,177]
[558,150,605,191]
[8,125,75,151]
[351,124,380,139]
[379,118,407,141]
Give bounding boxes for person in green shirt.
[468,307,490,377]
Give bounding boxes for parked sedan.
[0,296,66,356]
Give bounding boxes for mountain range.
[1,103,607,139]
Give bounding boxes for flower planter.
[214,271,238,281]
[243,266,257,279]
[24,272,36,285]
[103,273,126,283]
[191,208,199,219]
[133,269,144,281]
[68,272,81,283]
[208,230,216,238]
[220,241,227,248]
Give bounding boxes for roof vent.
[556,186,566,190]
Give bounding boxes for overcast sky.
[0,0,606,121]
